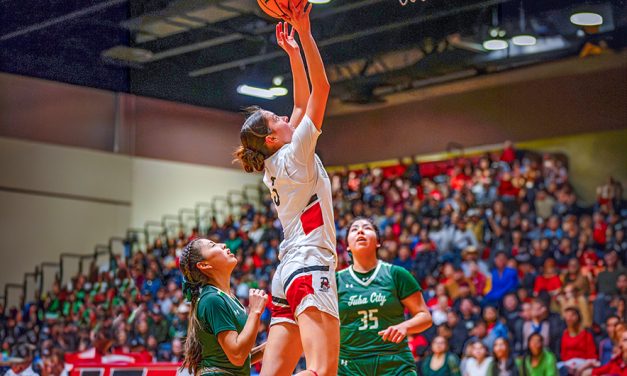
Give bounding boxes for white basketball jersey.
[263,115,336,260]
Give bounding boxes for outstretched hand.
[283,0,311,34]
[276,21,299,56]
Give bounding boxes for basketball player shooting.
[233,1,339,376]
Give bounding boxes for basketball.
[257,0,306,19]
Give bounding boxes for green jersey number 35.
[357,309,379,330]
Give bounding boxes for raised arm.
[285,2,329,130]
[216,289,267,366]
[276,21,309,128]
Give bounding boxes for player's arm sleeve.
[287,115,321,167]
[197,294,236,335]
[391,265,422,300]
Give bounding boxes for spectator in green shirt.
[147,306,169,344]
[517,333,557,376]
[420,336,462,376]
[179,238,268,376]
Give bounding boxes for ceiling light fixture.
[512,34,537,46]
[272,76,284,86]
[570,12,603,26]
[483,7,509,51]
[512,1,536,46]
[269,87,288,96]
[237,85,276,99]
[483,39,509,50]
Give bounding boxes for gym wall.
[318,53,627,165]
[518,129,627,205]
[0,137,131,302]
[0,137,260,295]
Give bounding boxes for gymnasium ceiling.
[1,0,626,116]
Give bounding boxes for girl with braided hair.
[233,3,338,376]
[179,238,267,376]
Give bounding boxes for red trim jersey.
[263,115,336,260]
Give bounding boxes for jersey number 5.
[357,309,379,330]
[270,177,281,206]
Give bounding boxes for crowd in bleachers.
[1,142,626,376]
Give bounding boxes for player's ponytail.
[233,106,273,173]
[179,238,209,374]
[233,146,266,173]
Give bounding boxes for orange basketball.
[257,0,306,19]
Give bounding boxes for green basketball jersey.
[337,261,422,358]
[196,285,250,376]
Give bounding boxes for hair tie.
[182,278,201,302]
[245,147,266,160]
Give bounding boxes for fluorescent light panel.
[483,39,509,50]
[269,87,288,96]
[512,35,537,46]
[237,85,276,99]
[570,12,603,26]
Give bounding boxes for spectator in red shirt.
[593,212,608,247]
[534,258,563,297]
[468,261,487,297]
[252,244,266,269]
[407,333,429,360]
[498,171,520,199]
[187,227,200,242]
[500,140,516,164]
[426,284,451,310]
[558,308,597,375]
[591,330,627,376]
[413,228,437,255]
[450,165,469,192]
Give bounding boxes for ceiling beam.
[140,0,386,63]
[0,0,127,42]
[188,0,514,77]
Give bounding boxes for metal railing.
[23,268,38,305]
[3,283,23,308]
[243,184,263,205]
[39,261,60,296]
[179,208,196,234]
[59,245,110,284]
[145,220,165,246]
[1,182,266,309]
[162,214,181,240]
